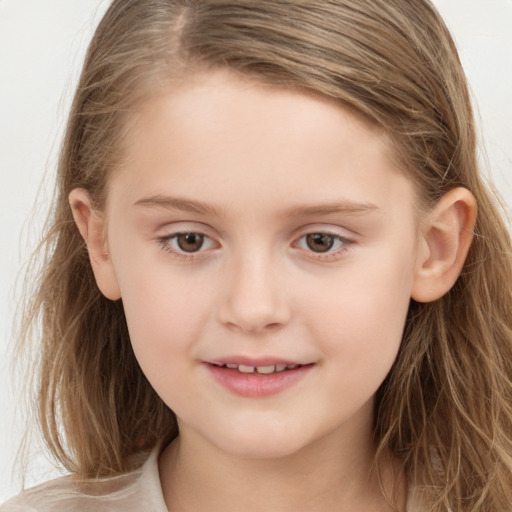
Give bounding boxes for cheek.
[111,250,214,373]
[117,270,216,411]
[299,247,415,373]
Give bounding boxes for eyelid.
[292,226,356,260]
[156,223,220,260]
[154,223,356,261]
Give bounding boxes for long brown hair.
[19,1,512,509]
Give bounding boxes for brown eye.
[176,233,205,252]
[305,233,335,253]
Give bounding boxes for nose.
[217,252,291,334]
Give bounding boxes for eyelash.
[157,232,218,261]
[294,232,354,260]
[157,231,354,261]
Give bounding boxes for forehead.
[127,68,386,143]
[109,69,413,215]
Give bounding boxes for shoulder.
[0,475,80,512]
[0,447,167,512]
[1,473,140,512]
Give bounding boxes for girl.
[3,0,512,510]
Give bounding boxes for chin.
[203,420,316,461]
[217,437,306,460]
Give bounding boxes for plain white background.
[0,0,511,502]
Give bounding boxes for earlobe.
[69,188,121,300]
[411,187,477,303]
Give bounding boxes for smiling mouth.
[206,361,314,397]
[209,362,308,374]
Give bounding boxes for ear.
[412,187,477,303]
[69,188,121,300]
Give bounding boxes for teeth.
[256,365,275,374]
[238,364,255,373]
[219,363,302,374]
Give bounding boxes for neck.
[159,426,406,512]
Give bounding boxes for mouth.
[208,362,306,375]
[205,360,314,398]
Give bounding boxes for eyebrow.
[133,195,380,218]
[285,201,380,218]
[134,195,225,217]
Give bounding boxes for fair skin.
[70,69,476,511]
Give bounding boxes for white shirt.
[0,448,167,512]
[1,447,422,511]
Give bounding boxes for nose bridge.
[218,244,290,333]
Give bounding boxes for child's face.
[101,70,422,459]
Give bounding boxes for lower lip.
[205,364,313,398]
